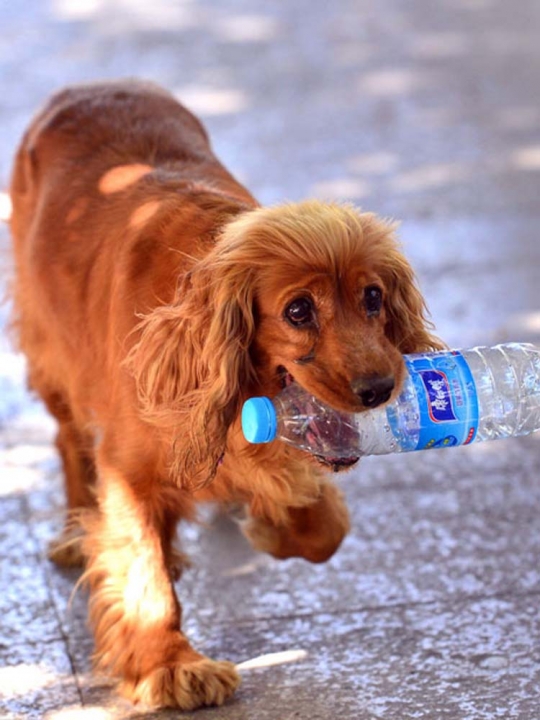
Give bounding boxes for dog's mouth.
[316,454,360,472]
[277,365,296,391]
[276,365,360,472]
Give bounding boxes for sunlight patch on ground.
[215,14,279,43]
[358,68,425,97]
[52,0,197,31]
[409,32,469,58]
[496,310,540,344]
[174,86,249,116]
[510,311,540,333]
[3,443,57,467]
[0,465,44,496]
[0,350,25,381]
[511,145,540,171]
[52,0,105,20]
[311,177,370,200]
[0,663,57,696]
[347,152,399,176]
[497,107,539,131]
[0,192,12,222]
[391,162,468,192]
[45,707,115,720]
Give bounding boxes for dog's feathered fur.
[9,80,442,710]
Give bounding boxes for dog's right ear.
[125,254,257,491]
[381,249,444,353]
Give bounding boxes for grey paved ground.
[1,0,540,718]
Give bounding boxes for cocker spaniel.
[9,80,441,710]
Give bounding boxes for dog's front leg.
[82,460,240,710]
[242,481,350,564]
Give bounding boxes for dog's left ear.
[381,248,444,353]
[126,257,257,490]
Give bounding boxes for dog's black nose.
[352,375,395,409]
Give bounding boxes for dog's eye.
[284,297,315,327]
[364,285,383,317]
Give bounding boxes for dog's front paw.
[122,657,240,710]
[242,482,350,563]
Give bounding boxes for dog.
[9,80,441,710]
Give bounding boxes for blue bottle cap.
[241,397,277,444]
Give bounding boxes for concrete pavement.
[1,0,540,718]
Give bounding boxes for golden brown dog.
[9,80,441,710]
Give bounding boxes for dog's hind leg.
[41,389,97,567]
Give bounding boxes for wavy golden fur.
[9,80,442,710]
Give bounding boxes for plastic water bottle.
[241,343,540,463]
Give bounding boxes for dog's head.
[129,201,441,487]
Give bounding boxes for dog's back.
[11,81,208,238]
[9,81,255,412]
[10,80,255,266]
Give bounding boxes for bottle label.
[405,351,479,450]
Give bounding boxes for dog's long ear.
[381,247,444,353]
[126,255,257,490]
